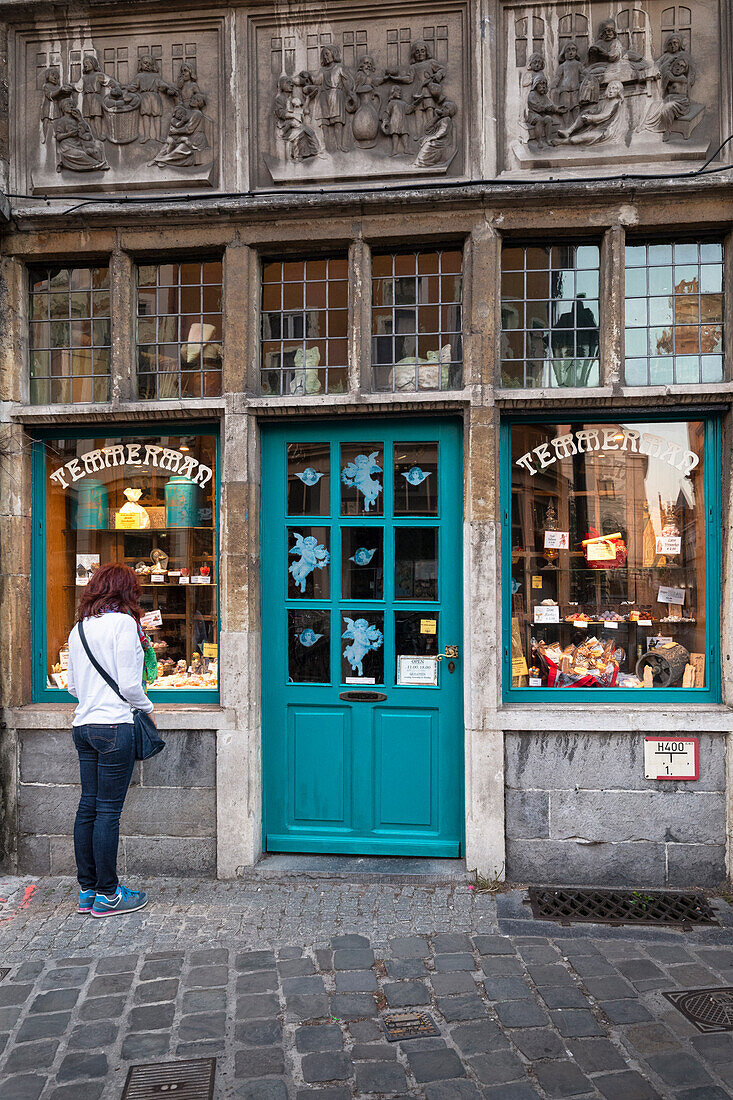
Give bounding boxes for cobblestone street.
[0,875,731,1099]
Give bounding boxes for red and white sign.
[644,737,699,780]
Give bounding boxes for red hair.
[76,562,143,623]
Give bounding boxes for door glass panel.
[340,444,384,516]
[288,610,330,683]
[341,612,384,683]
[394,442,439,514]
[342,527,383,599]
[395,611,439,680]
[287,527,330,598]
[288,442,330,515]
[395,528,438,599]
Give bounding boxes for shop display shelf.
[64,526,215,534]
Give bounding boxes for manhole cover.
[121,1058,216,1099]
[528,887,718,927]
[382,1010,440,1042]
[664,988,733,1033]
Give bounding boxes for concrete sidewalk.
[0,875,731,1099]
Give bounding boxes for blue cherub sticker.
[289,532,330,593]
[341,453,382,512]
[295,467,324,485]
[297,628,323,647]
[349,547,377,566]
[342,617,383,676]
[402,466,431,485]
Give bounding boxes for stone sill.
[6,704,235,731]
[247,391,471,415]
[11,399,226,424]
[493,704,733,733]
[496,383,733,406]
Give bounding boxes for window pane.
[624,241,724,385]
[501,242,601,389]
[342,527,383,599]
[43,433,219,693]
[510,421,707,690]
[136,260,223,400]
[289,610,330,683]
[29,266,110,405]
[395,528,438,600]
[287,527,330,598]
[341,611,384,684]
[370,249,463,392]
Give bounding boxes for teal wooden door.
[262,419,463,856]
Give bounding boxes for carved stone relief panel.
[15,19,224,193]
[501,2,721,173]
[251,5,466,186]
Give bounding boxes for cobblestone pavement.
[0,876,731,1099]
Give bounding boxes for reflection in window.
[287,442,331,515]
[624,241,723,386]
[288,610,330,683]
[371,249,463,392]
[342,528,383,599]
[509,420,707,691]
[137,260,223,400]
[394,442,438,515]
[29,266,111,405]
[501,243,600,389]
[395,528,438,600]
[261,257,348,396]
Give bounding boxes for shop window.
[501,243,600,389]
[261,257,348,395]
[371,249,462,392]
[34,430,219,700]
[504,417,719,699]
[624,241,723,386]
[29,265,111,405]
[137,260,223,400]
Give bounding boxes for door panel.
[262,418,463,857]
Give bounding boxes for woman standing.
[67,563,156,917]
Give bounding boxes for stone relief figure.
[150,93,210,168]
[387,40,446,138]
[274,76,319,161]
[102,84,142,145]
[414,99,456,166]
[79,56,113,140]
[41,69,69,144]
[525,75,566,148]
[53,98,110,171]
[380,87,410,156]
[557,80,626,146]
[348,55,384,147]
[521,51,545,91]
[125,53,178,143]
[176,63,201,108]
[306,45,353,152]
[581,17,647,103]
[642,34,703,141]
[552,42,585,123]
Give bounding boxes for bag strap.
[78,619,127,704]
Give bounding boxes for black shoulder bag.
[78,620,166,761]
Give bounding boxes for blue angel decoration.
[342,617,384,676]
[297,628,323,647]
[289,533,330,593]
[402,466,431,485]
[349,547,377,566]
[511,578,521,594]
[341,452,382,512]
[295,467,324,485]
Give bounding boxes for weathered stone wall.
[15,725,218,877]
[505,731,728,887]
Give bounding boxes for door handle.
[435,645,459,661]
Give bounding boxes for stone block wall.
[17,728,217,877]
[505,731,727,888]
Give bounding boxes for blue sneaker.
[91,883,148,918]
[77,889,96,914]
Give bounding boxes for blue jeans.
[73,723,135,896]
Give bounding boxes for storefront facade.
[0,0,731,887]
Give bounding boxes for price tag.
[544,531,569,549]
[534,605,559,624]
[605,621,619,630]
[151,573,165,583]
[657,585,685,605]
[529,677,542,686]
[587,541,616,561]
[656,536,681,555]
[512,656,528,677]
[115,512,140,529]
[573,620,588,628]
[203,642,218,659]
[531,575,543,590]
[141,609,162,628]
[179,576,190,584]
[638,619,652,626]
[420,619,437,635]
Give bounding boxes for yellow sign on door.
[420,619,437,635]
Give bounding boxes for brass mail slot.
[339,691,387,702]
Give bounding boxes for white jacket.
[67,612,155,725]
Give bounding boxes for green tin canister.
[165,475,199,527]
[75,479,108,529]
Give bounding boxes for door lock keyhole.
[447,660,455,673]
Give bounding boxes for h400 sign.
[644,737,699,780]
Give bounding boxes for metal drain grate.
[664,988,733,1033]
[528,886,718,928]
[382,1010,440,1042]
[121,1058,216,1099]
